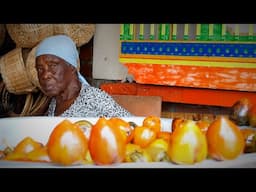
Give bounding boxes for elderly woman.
[35,34,133,117]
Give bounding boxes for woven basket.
[0,81,9,112]
[20,92,50,116]
[28,92,50,116]
[0,81,49,116]
[6,24,54,48]
[25,45,41,88]
[53,24,95,47]
[0,24,6,48]
[0,48,38,94]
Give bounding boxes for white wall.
[92,24,128,80]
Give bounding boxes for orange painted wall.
[124,63,256,92]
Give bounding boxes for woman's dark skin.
[36,54,81,116]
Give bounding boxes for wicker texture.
[53,24,95,47]
[6,24,95,48]
[25,45,41,88]
[16,92,50,116]
[0,81,50,116]
[0,81,9,113]
[28,92,49,115]
[20,92,50,116]
[6,24,54,48]
[0,48,37,94]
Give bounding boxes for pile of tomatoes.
[1,115,255,166]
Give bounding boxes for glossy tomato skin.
[196,120,211,134]
[47,119,88,166]
[168,120,207,164]
[157,131,172,143]
[14,136,43,154]
[108,117,134,144]
[133,126,157,148]
[171,118,184,132]
[143,116,161,134]
[88,117,126,165]
[26,146,51,162]
[206,116,245,160]
[5,137,44,161]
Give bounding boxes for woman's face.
[36,54,74,97]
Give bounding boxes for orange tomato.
[108,117,134,144]
[133,126,157,148]
[196,120,211,134]
[88,117,126,165]
[143,116,161,134]
[206,116,245,160]
[157,131,172,143]
[171,118,184,132]
[47,119,88,166]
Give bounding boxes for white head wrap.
[35,34,89,86]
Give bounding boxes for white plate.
[0,116,255,168]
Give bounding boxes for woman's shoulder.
[82,84,111,96]
[83,84,103,92]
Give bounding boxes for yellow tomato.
[5,136,44,161]
[145,138,170,162]
[13,136,43,154]
[26,146,51,163]
[168,120,208,164]
[125,143,152,162]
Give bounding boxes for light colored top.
[46,83,133,117]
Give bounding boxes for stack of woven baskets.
[0,24,96,116]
